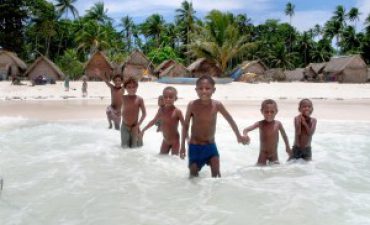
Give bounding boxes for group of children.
[103,74,317,178]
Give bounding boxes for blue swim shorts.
[188,143,219,169]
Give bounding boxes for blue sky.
[66,0,370,32]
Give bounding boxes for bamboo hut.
[304,62,326,81]
[187,58,222,78]
[159,63,190,78]
[323,55,367,83]
[84,51,113,80]
[24,55,64,81]
[154,59,176,76]
[122,50,153,80]
[0,50,27,80]
[285,68,304,82]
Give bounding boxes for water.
[1,117,370,225]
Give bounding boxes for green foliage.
[56,49,83,80]
[147,46,183,65]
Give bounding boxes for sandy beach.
[1,81,370,121]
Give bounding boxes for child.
[140,87,184,155]
[180,75,248,178]
[82,76,88,97]
[64,75,70,92]
[243,99,292,166]
[103,74,124,130]
[156,95,164,132]
[121,76,146,148]
[289,99,317,161]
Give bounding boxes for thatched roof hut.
[122,50,153,80]
[159,63,190,78]
[84,51,113,80]
[0,50,27,80]
[367,68,370,82]
[187,58,222,78]
[154,59,176,76]
[323,55,367,83]
[24,55,64,81]
[285,68,304,82]
[304,62,326,81]
[230,60,268,81]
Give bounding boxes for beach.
[1,81,370,121]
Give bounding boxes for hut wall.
[28,60,59,81]
[123,64,146,80]
[245,64,265,75]
[0,55,21,77]
[192,64,222,77]
[342,68,367,83]
[85,67,112,80]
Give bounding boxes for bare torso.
[259,120,281,156]
[294,116,316,148]
[111,87,123,111]
[122,95,142,127]
[189,99,218,144]
[159,106,182,144]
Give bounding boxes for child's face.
[261,104,277,122]
[125,82,138,95]
[113,78,122,87]
[299,100,313,117]
[195,79,215,101]
[163,90,176,106]
[158,97,164,107]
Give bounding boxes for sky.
[65,0,370,32]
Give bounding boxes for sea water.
[0,117,370,225]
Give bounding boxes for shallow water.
[0,117,370,225]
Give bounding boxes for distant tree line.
[1,0,370,78]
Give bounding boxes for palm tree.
[348,7,360,29]
[120,15,135,52]
[140,14,165,47]
[54,0,79,19]
[366,14,370,35]
[85,2,112,24]
[325,5,348,54]
[285,2,295,53]
[188,10,255,74]
[75,20,110,55]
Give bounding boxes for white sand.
[1,81,370,121]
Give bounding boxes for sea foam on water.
[0,117,370,225]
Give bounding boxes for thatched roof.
[0,50,27,70]
[24,55,65,79]
[159,63,190,77]
[84,51,113,70]
[324,55,366,73]
[306,62,326,74]
[154,59,176,74]
[240,60,268,71]
[285,68,304,81]
[187,58,222,77]
[124,49,152,67]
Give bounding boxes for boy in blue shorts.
[180,75,249,177]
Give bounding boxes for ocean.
[0,117,370,225]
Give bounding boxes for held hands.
[286,146,293,157]
[238,135,250,145]
[180,147,186,159]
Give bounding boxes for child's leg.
[257,152,268,166]
[170,139,180,155]
[160,140,171,154]
[189,163,199,177]
[209,156,220,177]
[121,123,131,148]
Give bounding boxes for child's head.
[195,75,215,101]
[260,99,278,122]
[158,95,164,107]
[162,86,178,106]
[124,76,138,95]
[113,74,123,87]
[298,98,313,117]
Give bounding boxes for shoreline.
[1,81,370,121]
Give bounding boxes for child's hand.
[180,147,186,159]
[286,147,292,156]
[241,135,250,145]
[243,129,248,136]
[138,131,144,139]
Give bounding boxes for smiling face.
[261,103,278,122]
[162,89,177,106]
[299,99,313,117]
[195,79,215,101]
[125,82,137,95]
[113,76,122,88]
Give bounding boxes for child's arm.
[140,110,161,138]
[180,102,192,159]
[294,115,302,135]
[137,97,147,127]
[102,73,114,88]
[301,117,317,136]
[217,102,247,144]
[279,122,292,156]
[177,108,186,142]
[243,122,259,135]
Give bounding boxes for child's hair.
[113,74,123,81]
[196,75,215,86]
[158,95,163,100]
[261,99,278,111]
[124,76,138,88]
[299,98,313,108]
